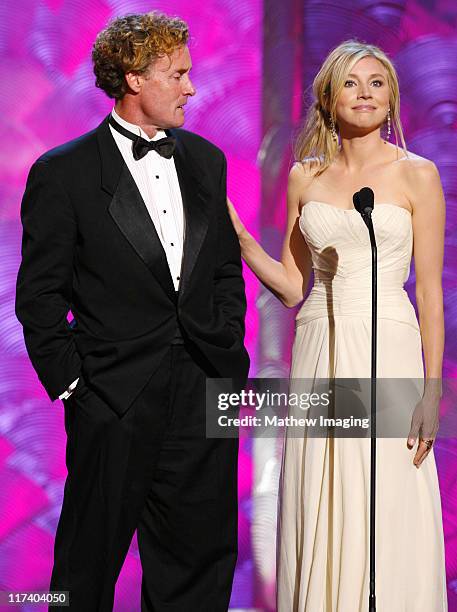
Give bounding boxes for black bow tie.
[109,115,176,160]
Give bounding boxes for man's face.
[136,45,196,129]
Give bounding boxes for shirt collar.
[111,108,166,142]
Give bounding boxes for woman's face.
[334,56,390,137]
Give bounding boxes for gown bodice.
[296,200,419,331]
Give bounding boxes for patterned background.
[0,0,456,610]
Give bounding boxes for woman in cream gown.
[228,41,447,611]
[276,200,447,611]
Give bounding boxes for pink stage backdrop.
[0,1,260,610]
[251,1,457,609]
[1,0,456,611]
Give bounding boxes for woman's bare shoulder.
[396,150,442,211]
[287,160,323,214]
[289,157,322,187]
[291,156,323,175]
[396,149,439,177]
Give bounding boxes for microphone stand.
[366,213,377,612]
[354,191,377,612]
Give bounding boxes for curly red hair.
[92,11,189,100]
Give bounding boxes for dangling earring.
[386,108,391,140]
[329,116,338,143]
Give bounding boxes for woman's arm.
[407,158,445,467]
[227,164,312,308]
[410,159,445,381]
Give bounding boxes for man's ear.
[124,72,144,94]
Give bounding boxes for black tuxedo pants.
[49,343,239,611]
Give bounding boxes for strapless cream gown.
[276,201,447,611]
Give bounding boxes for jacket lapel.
[96,115,176,302]
[170,130,211,297]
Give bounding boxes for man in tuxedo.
[15,11,249,611]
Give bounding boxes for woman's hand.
[224,166,311,307]
[407,379,441,468]
[227,197,248,240]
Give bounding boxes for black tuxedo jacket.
[16,115,249,416]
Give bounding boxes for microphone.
[352,191,360,210]
[353,187,375,220]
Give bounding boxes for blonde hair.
[295,40,407,175]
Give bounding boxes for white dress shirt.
[109,108,185,290]
[59,108,185,400]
